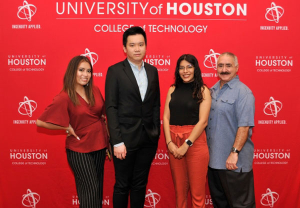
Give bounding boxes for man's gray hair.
[217,52,238,67]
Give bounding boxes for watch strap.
[231,147,240,154]
[185,139,193,147]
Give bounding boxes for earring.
[86,82,89,86]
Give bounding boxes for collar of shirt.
[127,59,145,72]
[212,75,240,91]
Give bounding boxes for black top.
[169,81,200,125]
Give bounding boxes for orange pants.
[169,125,209,208]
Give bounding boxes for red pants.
[169,125,209,208]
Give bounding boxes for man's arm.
[226,126,249,170]
[105,67,127,160]
[227,89,255,170]
[153,69,161,136]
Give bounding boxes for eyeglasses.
[179,65,194,71]
[217,63,234,69]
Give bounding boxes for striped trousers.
[66,148,106,208]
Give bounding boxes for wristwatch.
[231,147,240,154]
[185,139,193,147]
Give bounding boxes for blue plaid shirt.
[206,76,255,172]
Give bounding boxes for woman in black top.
[163,54,211,208]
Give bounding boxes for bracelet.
[167,141,172,146]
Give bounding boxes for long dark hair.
[174,54,205,103]
[63,56,95,106]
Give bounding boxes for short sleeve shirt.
[206,76,255,172]
[38,86,108,153]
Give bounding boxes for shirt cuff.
[114,142,124,147]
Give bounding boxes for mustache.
[220,72,230,75]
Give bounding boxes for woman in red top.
[37,56,109,208]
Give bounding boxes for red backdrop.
[1,0,299,207]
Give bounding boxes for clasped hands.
[168,142,189,159]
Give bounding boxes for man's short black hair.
[123,26,147,47]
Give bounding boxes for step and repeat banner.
[1,0,299,207]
